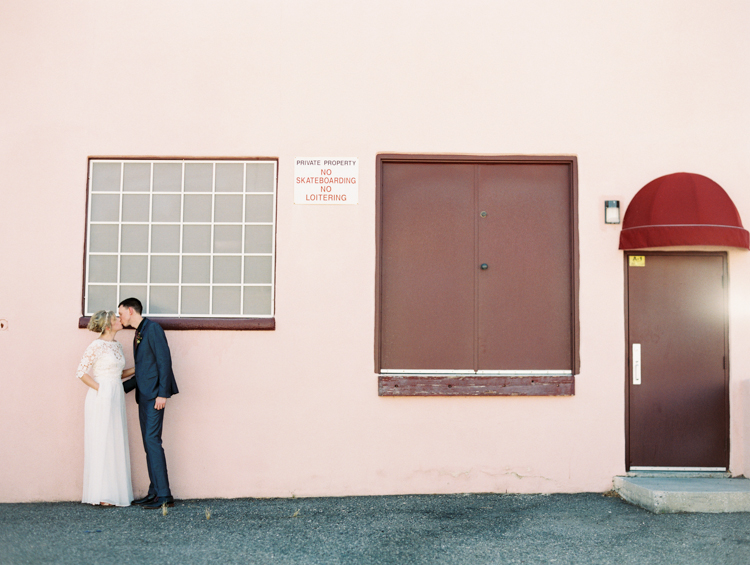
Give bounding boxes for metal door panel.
[476,164,572,370]
[380,163,476,370]
[627,253,728,469]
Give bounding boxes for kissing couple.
[74,297,179,508]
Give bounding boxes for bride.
[76,310,133,507]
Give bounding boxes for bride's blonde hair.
[88,310,115,334]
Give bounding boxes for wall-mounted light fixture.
[605,200,620,224]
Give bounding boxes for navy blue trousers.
[138,400,172,499]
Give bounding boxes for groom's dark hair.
[118,297,143,314]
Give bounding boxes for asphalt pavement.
[1,493,749,564]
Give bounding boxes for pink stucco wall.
[2,1,750,502]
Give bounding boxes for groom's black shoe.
[142,497,175,509]
[132,494,157,506]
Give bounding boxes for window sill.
[78,316,275,331]
[378,375,574,396]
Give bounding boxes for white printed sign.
[294,158,358,204]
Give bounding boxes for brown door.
[626,253,728,469]
[380,162,476,370]
[476,164,572,370]
[379,159,574,372]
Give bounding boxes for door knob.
[480,263,488,270]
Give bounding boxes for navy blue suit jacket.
[123,318,179,403]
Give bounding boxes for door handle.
[633,343,641,385]
[480,263,489,270]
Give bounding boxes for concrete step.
[614,476,750,514]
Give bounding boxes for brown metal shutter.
[476,164,572,370]
[380,162,476,370]
[378,157,575,373]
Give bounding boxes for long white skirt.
[82,378,133,506]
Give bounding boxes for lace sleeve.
[76,341,103,379]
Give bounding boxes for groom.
[119,297,179,509]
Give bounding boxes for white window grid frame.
[84,158,277,318]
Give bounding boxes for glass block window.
[84,159,277,318]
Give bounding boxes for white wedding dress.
[76,339,133,506]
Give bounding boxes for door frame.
[374,154,579,396]
[374,154,580,374]
[623,250,730,471]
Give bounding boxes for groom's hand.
[154,397,167,410]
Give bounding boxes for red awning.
[619,172,749,250]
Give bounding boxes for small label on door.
[629,256,646,267]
